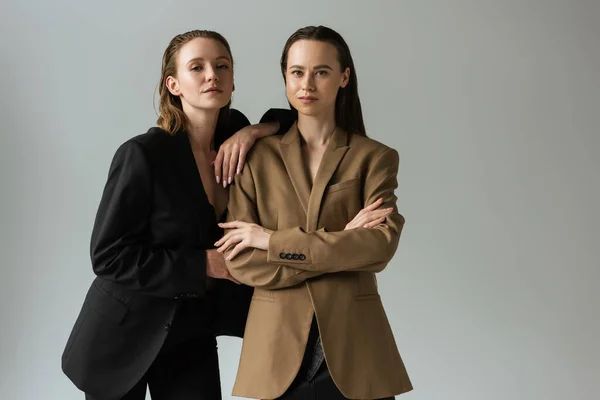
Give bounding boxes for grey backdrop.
[1,1,599,399]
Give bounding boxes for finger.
[214,230,236,246]
[214,233,230,247]
[227,241,248,260]
[214,228,242,246]
[363,208,393,221]
[362,198,384,212]
[351,199,382,222]
[228,147,238,185]
[214,148,225,184]
[221,151,230,188]
[363,217,386,229]
[218,221,248,229]
[237,144,248,175]
[217,234,243,253]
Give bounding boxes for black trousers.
[85,299,221,400]
[277,317,394,400]
[276,361,394,400]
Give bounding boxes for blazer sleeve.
[259,108,296,135]
[224,161,327,290]
[215,108,252,148]
[90,140,207,298]
[266,148,405,273]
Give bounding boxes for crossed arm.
[218,148,404,290]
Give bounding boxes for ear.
[166,76,180,96]
[340,67,350,88]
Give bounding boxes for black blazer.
[61,109,276,399]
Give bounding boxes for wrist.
[253,121,279,140]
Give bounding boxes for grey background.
[1,0,598,399]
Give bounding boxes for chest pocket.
[325,177,361,195]
[322,177,363,231]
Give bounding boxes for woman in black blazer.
[61,30,292,400]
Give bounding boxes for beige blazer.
[225,123,413,400]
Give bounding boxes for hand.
[206,249,240,284]
[345,198,393,230]
[213,125,257,188]
[215,221,273,260]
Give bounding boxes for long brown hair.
[280,25,367,136]
[156,30,233,135]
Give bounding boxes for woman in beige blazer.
[216,25,413,400]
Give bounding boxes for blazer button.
[165,323,171,332]
[285,253,293,260]
[299,254,306,261]
[292,254,299,260]
[279,253,286,259]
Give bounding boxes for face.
[285,40,350,117]
[166,37,234,112]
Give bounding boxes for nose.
[205,65,219,82]
[301,74,314,92]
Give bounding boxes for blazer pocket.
[326,177,361,194]
[252,288,275,302]
[88,283,129,324]
[354,294,381,301]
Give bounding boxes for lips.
[203,87,222,93]
[297,96,317,104]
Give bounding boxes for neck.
[183,104,220,153]
[297,108,336,148]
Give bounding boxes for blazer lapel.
[279,123,311,215]
[306,128,350,231]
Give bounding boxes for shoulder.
[228,108,250,129]
[259,108,296,135]
[109,127,176,167]
[246,134,282,166]
[214,108,251,147]
[125,126,174,153]
[347,133,398,162]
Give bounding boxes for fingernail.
[237,168,241,175]
[216,176,220,184]
[223,181,227,188]
[228,176,232,184]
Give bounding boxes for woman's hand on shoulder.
[213,125,258,188]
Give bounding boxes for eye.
[217,64,230,70]
[316,70,329,76]
[191,65,203,71]
[291,70,303,77]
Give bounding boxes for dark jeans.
[85,299,221,400]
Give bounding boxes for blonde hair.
[156,30,233,135]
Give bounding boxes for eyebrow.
[186,56,231,65]
[288,64,333,70]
